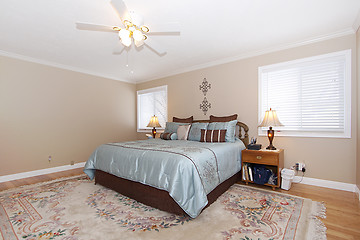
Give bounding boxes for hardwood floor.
[0,168,359,239]
[0,168,84,191]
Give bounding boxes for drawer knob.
[256,156,262,159]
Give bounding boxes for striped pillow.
[160,132,177,140]
[200,129,227,142]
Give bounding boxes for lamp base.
[266,127,276,150]
[266,144,277,150]
[151,127,156,138]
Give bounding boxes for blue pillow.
[188,122,209,141]
[164,122,189,134]
[207,120,237,142]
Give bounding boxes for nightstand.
[241,149,284,190]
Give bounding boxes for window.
[137,85,167,132]
[258,50,351,138]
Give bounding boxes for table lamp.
[147,115,161,138]
[259,108,283,150]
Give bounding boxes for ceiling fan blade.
[144,38,166,55]
[76,22,116,32]
[111,0,132,23]
[147,22,180,33]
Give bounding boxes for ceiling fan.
[76,0,180,55]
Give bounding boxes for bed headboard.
[193,120,249,146]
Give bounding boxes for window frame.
[137,85,168,133]
[258,49,351,138]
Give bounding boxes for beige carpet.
[0,175,326,240]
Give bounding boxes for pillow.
[177,124,191,140]
[160,132,178,140]
[209,114,238,122]
[164,122,189,134]
[188,122,209,141]
[200,129,227,143]
[173,116,193,123]
[207,120,237,142]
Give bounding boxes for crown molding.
[0,50,135,84]
[0,27,355,85]
[353,9,360,32]
[136,28,355,84]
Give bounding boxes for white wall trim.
[293,176,357,192]
[0,29,354,85]
[0,162,86,183]
[0,50,133,84]
[355,185,360,201]
[353,9,360,32]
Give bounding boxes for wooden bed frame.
[95,120,249,216]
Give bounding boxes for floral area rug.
[0,175,326,240]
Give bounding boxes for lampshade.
[147,115,161,128]
[259,108,283,127]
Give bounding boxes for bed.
[84,120,249,218]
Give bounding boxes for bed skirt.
[95,170,241,216]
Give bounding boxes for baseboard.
[0,162,86,183]
[355,185,360,201]
[293,176,357,192]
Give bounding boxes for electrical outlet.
[295,162,305,171]
[48,155,52,162]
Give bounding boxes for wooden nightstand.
[241,149,284,190]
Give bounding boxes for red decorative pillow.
[209,114,238,122]
[173,116,193,123]
[200,129,227,143]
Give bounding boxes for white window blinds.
[137,86,167,131]
[259,50,351,138]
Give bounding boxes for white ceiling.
[1,0,360,83]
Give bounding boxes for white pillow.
[177,124,191,140]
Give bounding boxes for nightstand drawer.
[242,151,279,165]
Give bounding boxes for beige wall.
[0,55,137,176]
[137,34,357,184]
[357,28,360,190]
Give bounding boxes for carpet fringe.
[307,201,327,240]
[312,201,327,219]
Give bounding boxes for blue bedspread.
[84,138,245,218]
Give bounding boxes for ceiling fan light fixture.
[119,29,131,39]
[135,39,144,47]
[133,29,143,41]
[121,36,132,47]
[141,25,149,33]
[124,20,132,27]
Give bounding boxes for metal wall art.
[199,78,211,115]
[199,77,211,96]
